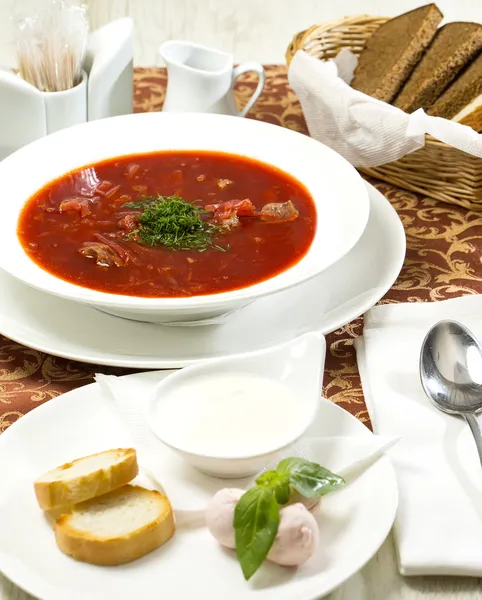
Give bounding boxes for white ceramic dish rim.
[0,181,405,369]
[0,111,370,311]
[146,332,323,460]
[0,370,399,600]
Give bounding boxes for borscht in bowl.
[0,112,369,323]
[18,151,316,299]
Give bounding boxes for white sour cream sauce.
[156,372,307,457]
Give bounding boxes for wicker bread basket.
[286,16,482,210]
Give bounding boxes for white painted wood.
[88,0,482,66]
[1,0,482,598]
[1,0,481,67]
[0,0,21,69]
[0,575,33,600]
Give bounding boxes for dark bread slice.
[351,4,443,102]
[394,22,482,113]
[427,53,482,120]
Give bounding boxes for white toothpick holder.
[0,17,134,162]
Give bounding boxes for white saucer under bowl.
[0,182,405,368]
[0,370,398,600]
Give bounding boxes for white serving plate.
[0,370,398,600]
[0,111,369,323]
[0,181,404,368]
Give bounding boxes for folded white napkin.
[288,50,482,167]
[355,295,482,576]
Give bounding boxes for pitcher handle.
[231,62,265,118]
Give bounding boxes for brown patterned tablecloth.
[2,65,482,433]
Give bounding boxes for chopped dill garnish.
[124,195,228,252]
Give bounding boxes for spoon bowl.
[420,319,482,466]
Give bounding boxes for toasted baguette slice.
[34,448,138,510]
[54,485,175,565]
[394,22,482,113]
[45,505,75,528]
[427,53,482,123]
[351,4,442,102]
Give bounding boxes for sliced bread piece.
[394,22,482,113]
[351,4,442,102]
[452,94,482,131]
[54,485,175,565]
[427,53,482,122]
[45,505,75,528]
[34,448,138,510]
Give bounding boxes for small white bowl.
[0,111,369,324]
[146,331,325,478]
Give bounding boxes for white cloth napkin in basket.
[288,50,482,167]
[355,295,482,576]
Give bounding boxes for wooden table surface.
[1,66,482,599]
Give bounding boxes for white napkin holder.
[0,18,134,161]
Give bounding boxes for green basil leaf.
[255,469,279,487]
[255,470,290,504]
[234,486,280,580]
[276,457,308,474]
[273,479,291,505]
[277,457,345,498]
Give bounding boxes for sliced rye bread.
[54,485,175,565]
[351,3,442,102]
[394,22,482,113]
[451,94,482,131]
[427,52,482,121]
[34,448,138,510]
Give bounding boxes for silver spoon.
[420,319,482,467]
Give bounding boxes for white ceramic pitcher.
[159,40,265,116]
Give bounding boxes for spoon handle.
[464,413,482,468]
